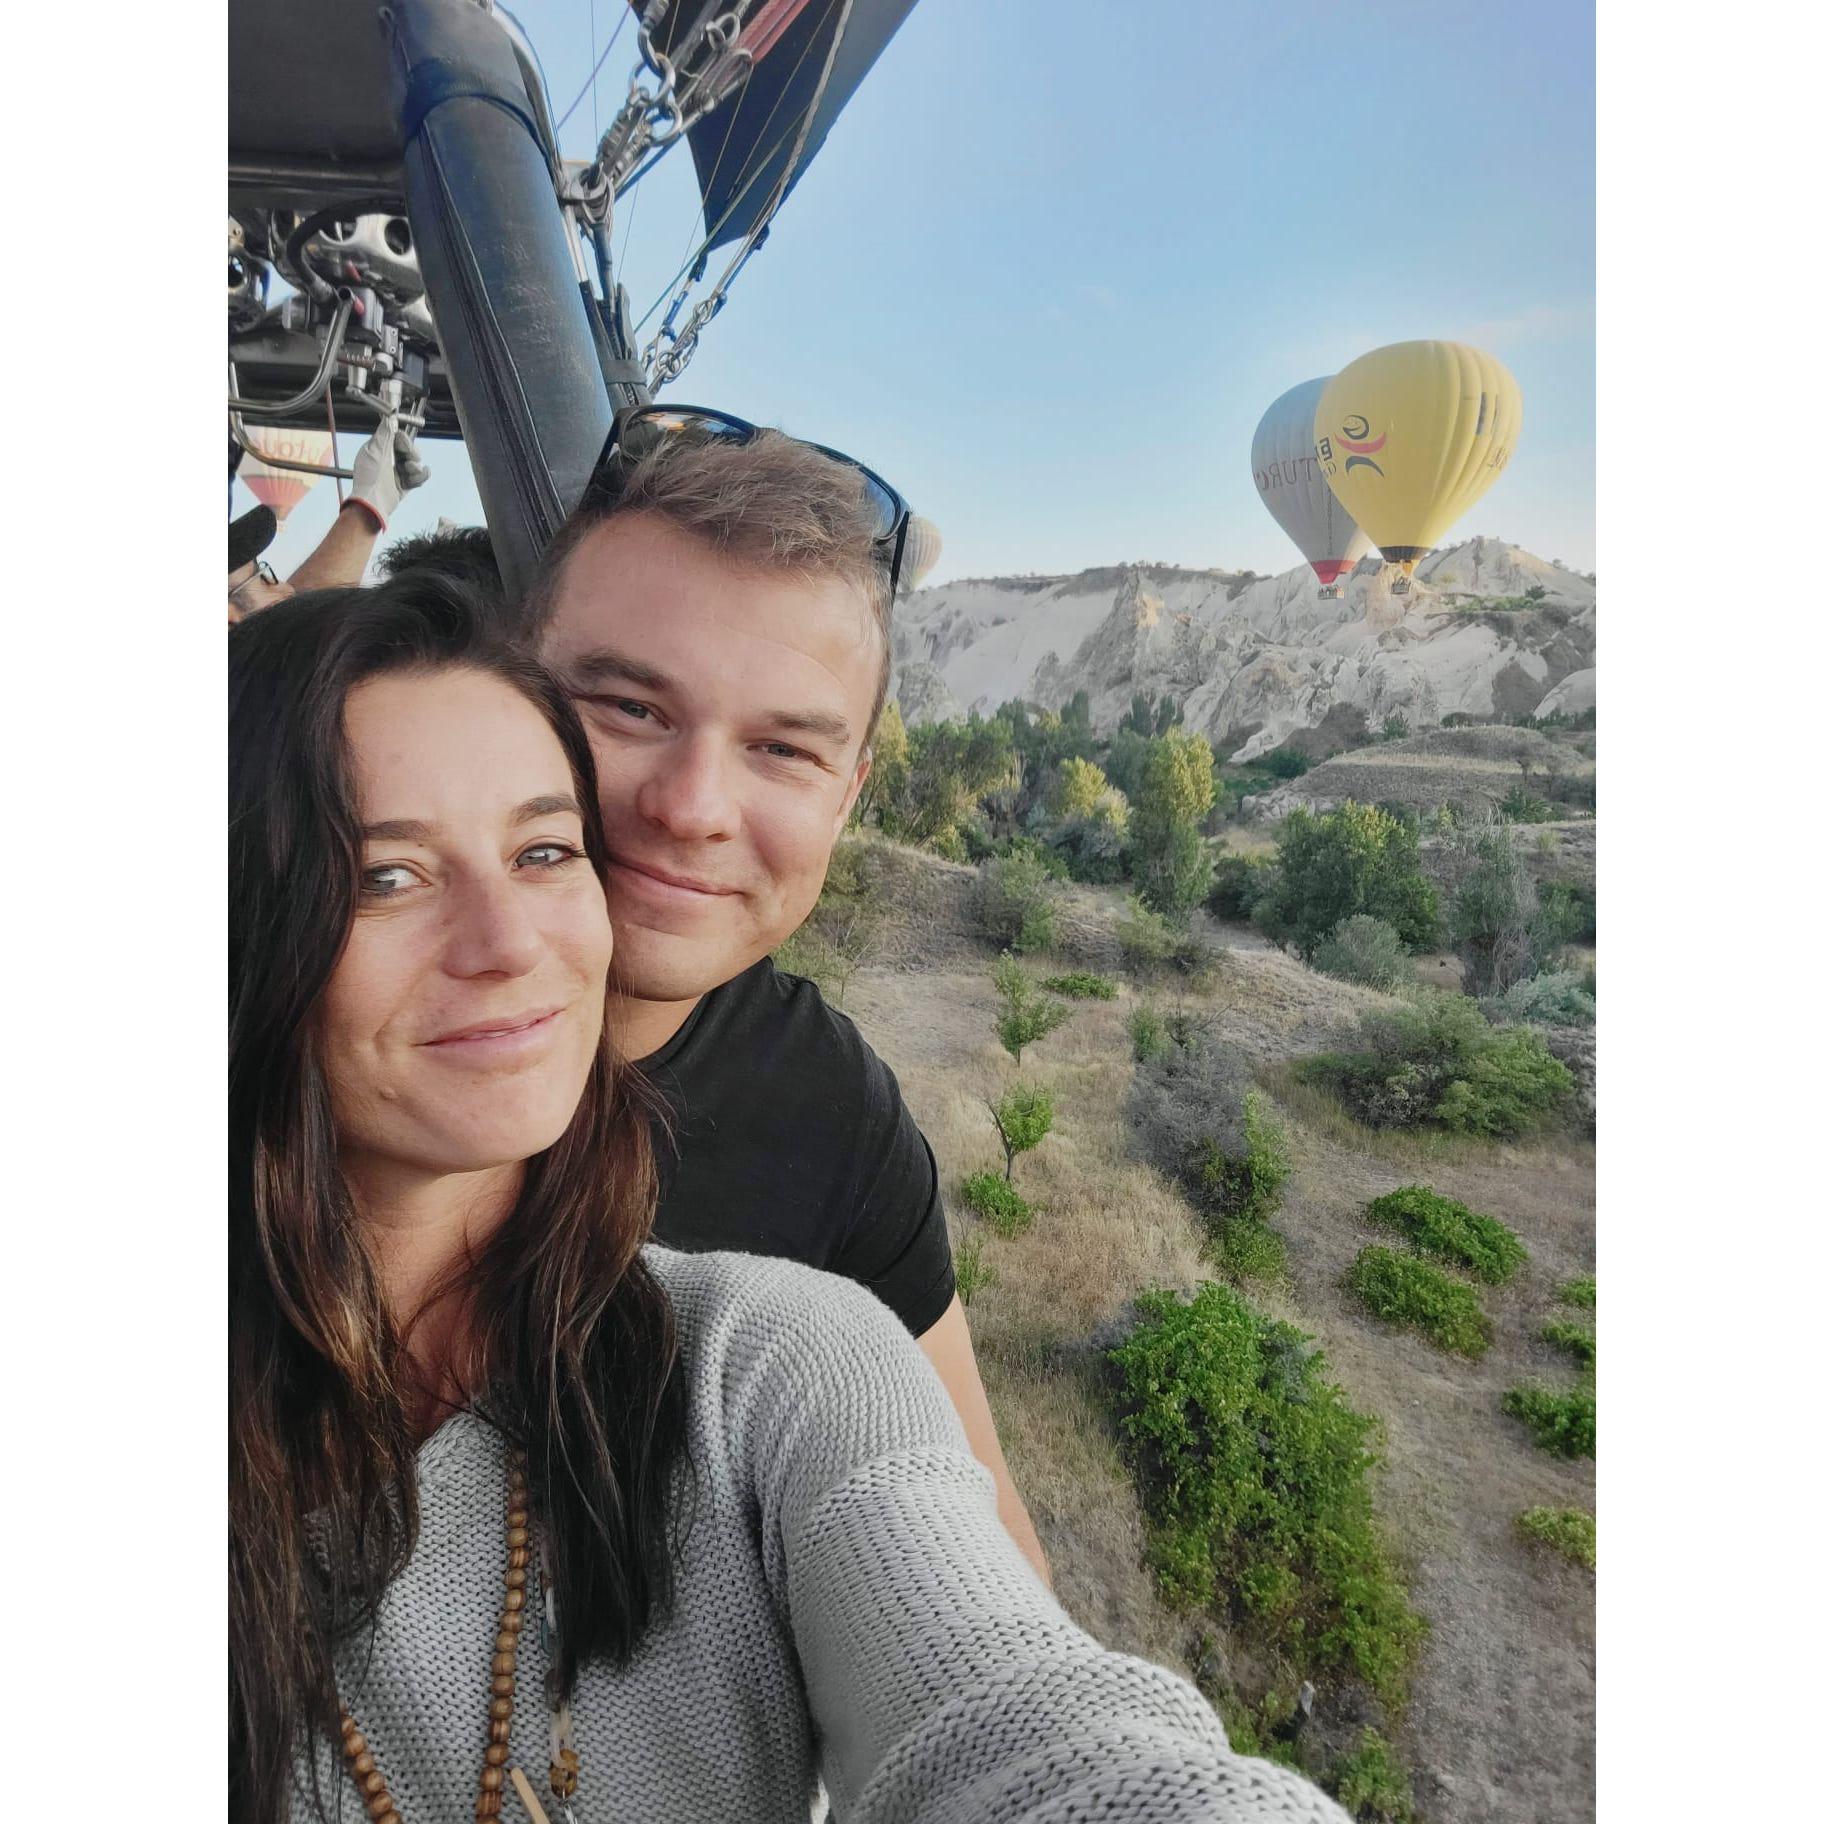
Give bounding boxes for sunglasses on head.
[585,405,913,596]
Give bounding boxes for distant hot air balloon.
[1316,341,1523,594]
[1251,378,1373,598]
[237,426,335,520]
[899,515,943,592]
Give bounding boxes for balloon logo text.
[1334,416,1387,477]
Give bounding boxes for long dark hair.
[229,577,689,1823]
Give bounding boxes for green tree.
[1105,725,1156,802]
[1062,688,1093,735]
[986,1080,1055,1180]
[1447,819,1550,995]
[856,699,909,825]
[1054,754,1114,818]
[993,955,1071,1063]
[1253,802,1439,956]
[879,714,1016,855]
[1132,728,1218,922]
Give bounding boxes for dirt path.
[840,937,1595,1824]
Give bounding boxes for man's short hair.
[520,429,895,744]
[377,525,504,608]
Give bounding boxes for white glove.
[348,415,430,531]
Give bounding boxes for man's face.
[540,513,878,1009]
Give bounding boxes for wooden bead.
[362,1771,387,1798]
[351,1752,376,1778]
[503,1586,525,1612]
[484,1744,509,1767]
[340,1713,358,1737]
[479,1767,505,1793]
[505,1567,527,1590]
[500,1609,524,1635]
[505,1526,529,1549]
[489,1696,513,1720]
[366,1789,394,1818]
[343,1732,368,1759]
[376,1813,401,1824]
[557,1748,579,1772]
[492,1651,516,1677]
[506,1509,528,1530]
[508,1548,529,1570]
[491,1673,515,1697]
[475,1795,501,1820]
[489,1719,512,1744]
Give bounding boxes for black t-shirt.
[640,959,955,1337]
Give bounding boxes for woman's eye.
[360,864,418,898]
[611,699,653,721]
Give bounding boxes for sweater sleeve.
[718,1258,1352,1824]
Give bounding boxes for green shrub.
[1347,1247,1492,1357]
[1329,1728,1419,1823]
[1043,970,1119,1000]
[986,1079,1056,1180]
[1302,993,1572,1136]
[1363,1185,1528,1284]
[961,1170,1034,1237]
[1380,713,1410,742]
[1253,803,1439,956]
[954,1232,997,1304]
[1213,1216,1287,1282]
[1129,1003,1168,1063]
[1541,1319,1596,1367]
[1537,878,1596,943]
[972,849,1063,953]
[1502,1383,1596,1458]
[1560,1275,1596,1309]
[1196,1093,1293,1228]
[1260,745,1312,779]
[1312,915,1417,991]
[1115,897,1220,983]
[992,956,1071,1063]
[1516,1506,1596,1571]
[1110,1284,1426,1702]
[1500,783,1555,823]
[1433,1028,1576,1137]
[1483,969,1595,1028]
[1208,853,1275,921]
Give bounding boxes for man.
[518,414,1050,1582]
[228,415,429,620]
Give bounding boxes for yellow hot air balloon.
[1315,341,1522,594]
[237,426,336,520]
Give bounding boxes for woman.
[229,574,1348,1824]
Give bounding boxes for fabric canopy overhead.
[641,0,919,252]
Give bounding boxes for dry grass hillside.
[815,835,1595,1824]
[1247,726,1596,825]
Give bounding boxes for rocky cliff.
[891,538,1595,761]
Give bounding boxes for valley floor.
[835,854,1595,1824]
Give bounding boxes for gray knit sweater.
[305,1247,1349,1823]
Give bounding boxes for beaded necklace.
[336,1452,580,1824]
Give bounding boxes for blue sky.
[257,0,1594,585]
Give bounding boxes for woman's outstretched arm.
[720,1259,1352,1824]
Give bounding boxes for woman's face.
[321,666,612,1187]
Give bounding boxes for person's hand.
[348,415,430,531]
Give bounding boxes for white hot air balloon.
[1251,378,1372,598]
[899,514,943,592]
[238,426,336,520]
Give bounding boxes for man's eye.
[517,842,584,871]
[761,742,807,761]
[361,864,417,898]
[610,699,653,721]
